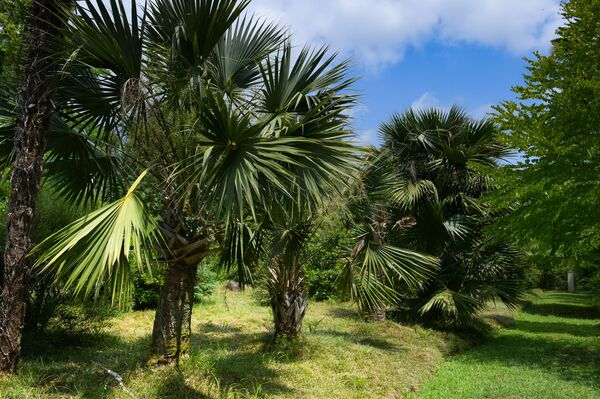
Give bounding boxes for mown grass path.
[418,291,600,399]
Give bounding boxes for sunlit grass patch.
[417,291,600,399]
[0,288,457,398]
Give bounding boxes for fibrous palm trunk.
[360,304,386,322]
[268,259,308,340]
[149,219,209,364]
[149,259,198,364]
[0,0,68,374]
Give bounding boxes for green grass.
[0,288,459,398]
[417,291,600,399]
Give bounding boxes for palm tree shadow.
[21,331,150,399]
[190,326,295,397]
[156,371,212,399]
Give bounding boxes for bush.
[48,301,118,336]
[195,260,220,303]
[133,266,165,310]
[303,216,351,301]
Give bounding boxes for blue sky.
[249,0,564,145]
[349,43,533,145]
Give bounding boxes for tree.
[340,151,438,322]
[492,0,600,287]
[0,0,71,374]
[27,0,358,364]
[377,107,522,327]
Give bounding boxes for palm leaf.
[32,170,161,305]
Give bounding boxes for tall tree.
[493,0,600,284]
[0,0,30,81]
[0,0,70,373]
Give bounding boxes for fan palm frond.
[32,170,161,305]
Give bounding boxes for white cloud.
[410,92,442,111]
[249,0,563,69]
[470,103,494,120]
[410,93,495,120]
[353,129,379,146]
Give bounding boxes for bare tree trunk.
[149,260,198,365]
[0,0,68,374]
[268,259,308,340]
[149,218,210,365]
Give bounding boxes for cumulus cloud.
[410,93,495,120]
[248,0,563,69]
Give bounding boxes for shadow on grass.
[21,331,150,399]
[461,331,600,389]
[191,329,295,397]
[311,330,402,352]
[325,306,362,320]
[156,371,212,399]
[457,293,600,390]
[514,320,600,337]
[523,303,600,319]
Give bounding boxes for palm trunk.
[360,304,386,322]
[361,205,389,323]
[269,259,308,340]
[149,260,198,365]
[149,218,210,365]
[0,0,68,374]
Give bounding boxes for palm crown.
[380,106,522,327]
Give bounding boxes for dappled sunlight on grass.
[0,288,457,398]
[417,291,600,399]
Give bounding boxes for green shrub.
[133,268,165,310]
[195,259,220,303]
[303,218,351,301]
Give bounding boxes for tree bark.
[149,218,210,365]
[0,0,68,374]
[360,304,386,322]
[269,261,308,340]
[149,260,198,365]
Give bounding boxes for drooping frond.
[32,171,161,306]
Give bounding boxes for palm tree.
[0,0,72,373]
[380,106,523,327]
[340,151,438,321]
[21,0,358,364]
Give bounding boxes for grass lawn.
[0,288,459,398]
[417,291,600,399]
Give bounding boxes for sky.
[249,0,564,145]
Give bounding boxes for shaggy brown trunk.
[0,0,68,374]
[269,259,308,340]
[360,304,386,322]
[149,219,210,365]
